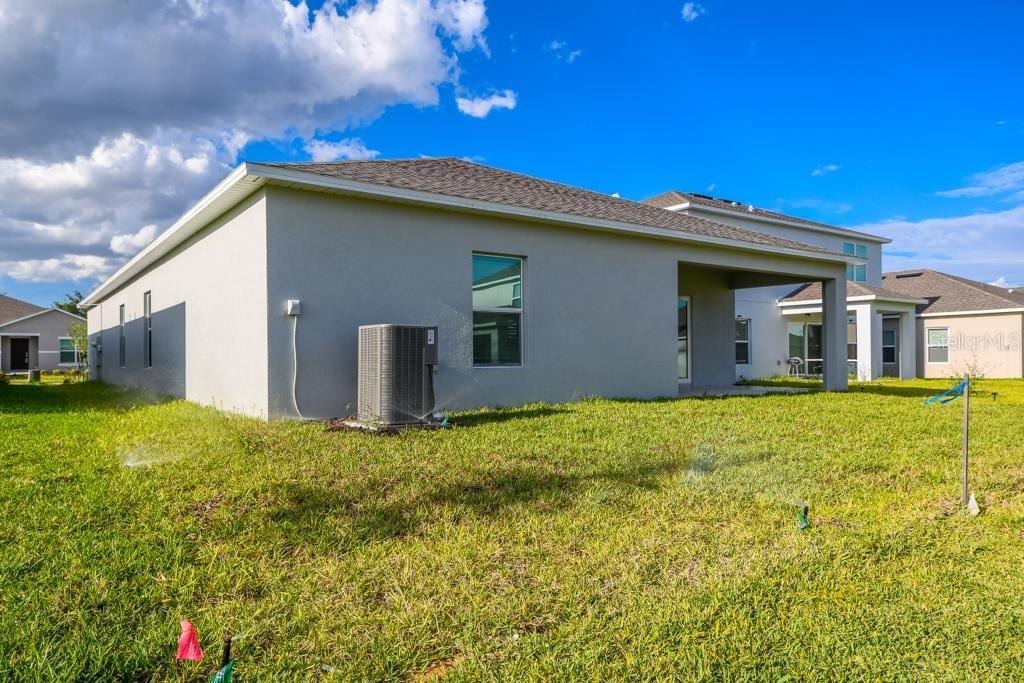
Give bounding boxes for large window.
[143,291,152,368]
[58,338,80,365]
[882,329,897,364]
[118,304,126,368]
[843,242,868,282]
[927,328,949,363]
[472,253,523,366]
[735,318,750,365]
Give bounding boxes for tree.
[55,290,86,318]
[68,321,89,379]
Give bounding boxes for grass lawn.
[2,379,1023,680]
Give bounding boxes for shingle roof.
[642,190,846,230]
[643,190,888,245]
[781,281,923,304]
[0,295,45,325]
[264,158,841,257]
[880,269,1024,315]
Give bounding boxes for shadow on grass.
[452,405,569,427]
[0,381,173,414]
[261,458,682,550]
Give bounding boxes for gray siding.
[87,191,269,417]
[0,309,83,372]
[265,187,844,419]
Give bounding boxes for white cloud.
[681,2,706,22]
[811,163,840,176]
[937,161,1024,199]
[0,0,493,159]
[110,224,159,256]
[304,139,380,162]
[1,255,116,283]
[456,90,518,118]
[546,39,582,63]
[850,205,1024,284]
[988,276,1017,288]
[0,0,503,283]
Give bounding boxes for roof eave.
[673,201,891,244]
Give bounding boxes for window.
[735,318,751,365]
[472,253,523,366]
[143,291,152,368]
[882,330,897,364]
[678,297,690,381]
[927,328,949,363]
[118,304,126,367]
[59,338,79,365]
[843,242,868,282]
[847,315,858,375]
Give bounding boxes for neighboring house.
[880,269,1024,378]
[82,158,862,419]
[0,294,86,373]
[643,192,925,381]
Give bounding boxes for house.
[81,158,862,419]
[880,269,1024,378]
[643,192,925,381]
[0,294,86,373]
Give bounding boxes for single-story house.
[880,269,1024,378]
[0,294,86,373]
[82,158,862,419]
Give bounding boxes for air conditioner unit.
[358,324,438,426]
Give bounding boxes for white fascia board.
[83,162,855,306]
[251,164,856,264]
[919,307,1024,318]
[676,201,891,244]
[0,307,85,329]
[778,294,926,308]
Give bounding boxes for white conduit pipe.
[291,314,306,420]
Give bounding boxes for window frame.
[471,252,525,368]
[118,304,126,368]
[143,291,152,368]
[882,329,897,365]
[58,337,79,366]
[843,242,868,283]
[735,318,751,366]
[926,327,950,364]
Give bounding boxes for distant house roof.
[780,281,924,305]
[0,295,45,325]
[642,190,889,244]
[265,159,840,256]
[880,269,1024,315]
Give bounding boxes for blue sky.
[2,0,1022,307]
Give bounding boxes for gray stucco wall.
[87,191,269,416]
[264,187,845,419]
[0,309,83,371]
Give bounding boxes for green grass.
[2,379,1023,681]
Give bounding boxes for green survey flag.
[211,660,234,683]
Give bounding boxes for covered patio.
[677,253,853,393]
[778,283,925,380]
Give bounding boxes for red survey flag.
[176,620,204,661]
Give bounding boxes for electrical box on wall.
[286,299,302,316]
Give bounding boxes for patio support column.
[899,310,918,379]
[852,303,881,381]
[822,277,849,391]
